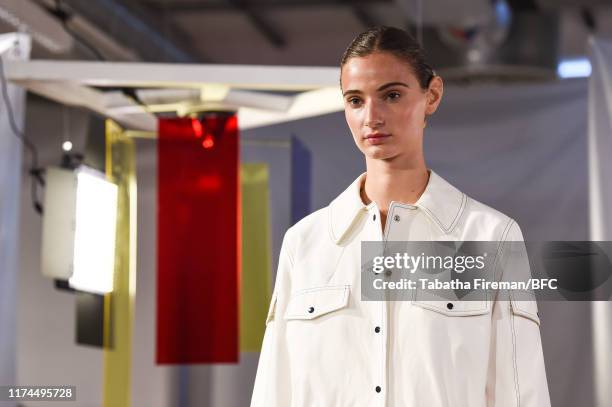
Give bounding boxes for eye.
[386,91,401,101]
[347,97,362,107]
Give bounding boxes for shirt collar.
[328,169,466,244]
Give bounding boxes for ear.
[424,75,443,115]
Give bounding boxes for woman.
[251,26,550,407]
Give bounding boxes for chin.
[362,145,398,161]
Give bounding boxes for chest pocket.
[284,285,350,320]
[412,293,490,316]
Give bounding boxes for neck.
[360,154,429,217]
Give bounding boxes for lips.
[365,133,390,139]
[364,133,391,145]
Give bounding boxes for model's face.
[341,52,442,162]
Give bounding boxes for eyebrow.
[342,81,410,97]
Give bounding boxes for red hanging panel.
[157,115,240,364]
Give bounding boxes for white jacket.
[251,170,551,407]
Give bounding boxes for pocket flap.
[412,298,490,316]
[285,285,350,320]
[510,291,540,326]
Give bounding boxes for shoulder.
[460,194,522,240]
[464,195,511,224]
[282,206,331,254]
[426,170,521,240]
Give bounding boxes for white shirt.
[251,170,551,407]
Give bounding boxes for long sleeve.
[486,220,551,407]
[250,229,295,407]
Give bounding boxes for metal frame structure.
[5,59,344,132]
[0,32,31,397]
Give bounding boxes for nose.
[364,100,384,129]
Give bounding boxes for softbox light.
[41,166,118,294]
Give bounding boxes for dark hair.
[340,26,436,90]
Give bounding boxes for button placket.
[380,206,395,406]
[385,203,419,241]
[365,205,387,406]
[365,205,382,240]
[379,203,419,405]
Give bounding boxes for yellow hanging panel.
[103,120,137,407]
[240,163,272,352]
